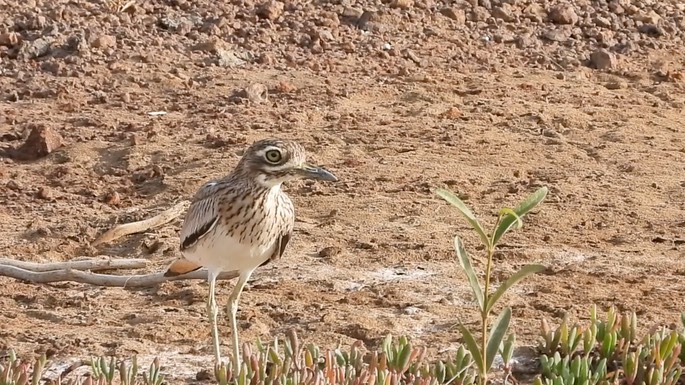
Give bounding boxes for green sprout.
[435,186,548,385]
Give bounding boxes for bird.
[163,138,337,371]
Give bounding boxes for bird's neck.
[251,173,284,190]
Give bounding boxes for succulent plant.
[536,305,684,385]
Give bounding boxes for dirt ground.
[2,0,685,381]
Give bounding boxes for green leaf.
[455,236,484,311]
[486,307,512,371]
[435,188,490,248]
[486,264,545,313]
[499,208,522,230]
[492,186,548,245]
[502,333,516,364]
[458,325,484,374]
[397,342,412,373]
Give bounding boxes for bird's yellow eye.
[264,149,282,163]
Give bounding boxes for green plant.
[537,305,685,385]
[536,352,608,385]
[213,330,477,385]
[90,356,118,385]
[0,351,46,385]
[0,352,163,385]
[435,186,548,385]
[86,356,163,385]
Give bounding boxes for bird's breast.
[181,188,291,271]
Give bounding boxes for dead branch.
[0,265,238,287]
[0,257,148,272]
[91,200,189,247]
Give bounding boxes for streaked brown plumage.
[164,138,337,370]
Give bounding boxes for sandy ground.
[1,0,685,381]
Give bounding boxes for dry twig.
[0,265,238,287]
[91,200,189,247]
[0,257,147,272]
[0,201,225,288]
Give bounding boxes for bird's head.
[237,138,338,188]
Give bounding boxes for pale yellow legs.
[226,270,255,372]
[206,271,221,366]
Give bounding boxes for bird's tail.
[164,258,202,277]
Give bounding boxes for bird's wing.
[164,181,222,277]
[275,231,292,260]
[261,207,295,267]
[180,181,221,251]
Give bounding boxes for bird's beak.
[296,163,338,182]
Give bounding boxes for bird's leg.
[207,270,221,366]
[226,270,254,372]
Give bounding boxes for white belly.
[182,232,275,273]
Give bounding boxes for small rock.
[594,16,612,28]
[439,7,466,24]
[40,60,62,76]
[6,180,21,191]
[195,369,212,381]
[274,81,297,93]
[604,81,626,90]
[318,246,341,258]
[515,35,537,49]
[634,10,660,24]
[391,0,414,9]
[258,53,274,65]
[543,27,571,42]
[66,34,87,52]
[0,32,22,47]
[441,106,462,119]
[216,49,248,67]
[356,10,376,30]
[342,41,356,53]
[158,16,180,30]
[11,125,64,161]
[143,239,163,254]
[638,24,664,36]
[342,6,363,18]
[667,71,684,82]
[523,3,546,22]
[237,83,268,103]
[403,306,421,315]
[492,33,514,43]
[609,2,624,14]
[192,37,225,53]
[256,0,284,20]
[28,15,47,30]
[104,190,121,205]
[469,6,491,22]
[548,4,578,25]
[18,38,52,59]
[491,5,516,22]
[37,186,52,200]
[315,29,335,41]
[91,35,116,49]
[589,48,618,70]
[403,48,421,65]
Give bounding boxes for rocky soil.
[1,0,685,381]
